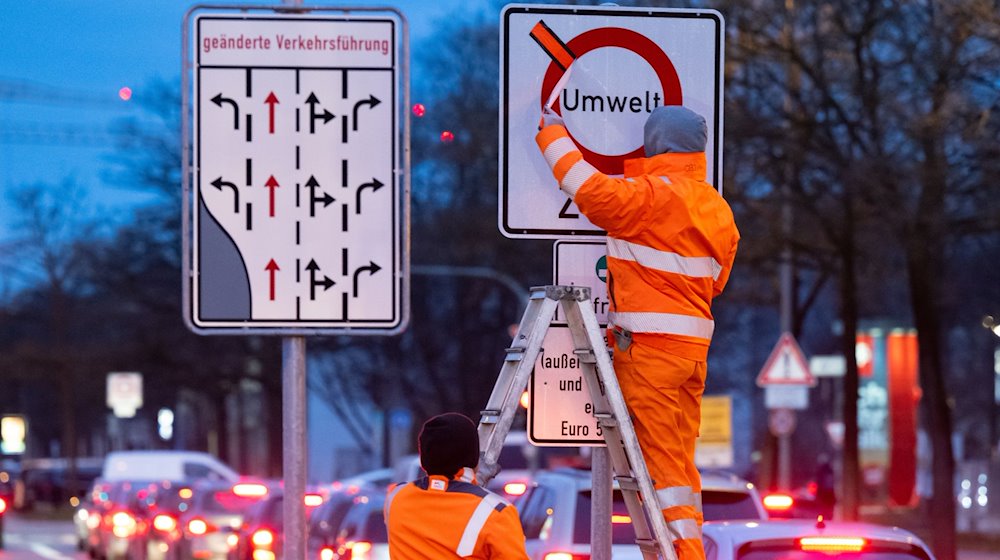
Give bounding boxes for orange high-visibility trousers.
[614,339,706,560]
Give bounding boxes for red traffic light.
[412,103,426,117]
[440,130,455,143]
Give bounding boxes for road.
[1,511,999,560]
[0,514,82,560]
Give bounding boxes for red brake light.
[799,536,867,552]
[319,547,336,560]
[111,512,137,537]
[233,483,269,498]
[153,514,177,532]
[348,541,373,560]
[304,493,324,507]
[0,497,6,515]
[763,493,794,511]
[187,518,214,535]
[251,529,275,548]
[503,482,528,496]
[543,554,590,560]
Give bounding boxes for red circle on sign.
[541,27,683,175]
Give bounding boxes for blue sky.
[0,0,488,239]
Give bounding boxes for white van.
[101,450,238,482]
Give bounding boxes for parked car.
[324,492,389,560]
[175,481,270,560]
[516,469,767,560]
[702,518,935,560]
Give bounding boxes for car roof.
[703,519,933,551]
[532,468,757,493]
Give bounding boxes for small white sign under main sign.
[185,13,407,334]
[528,326,607,446]
[499,4,724,239]
[764,385,809,410]
[107,372,144,418]
[810,355,846,377]
[553,240,608,325]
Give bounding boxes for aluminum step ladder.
[476,285,679,560]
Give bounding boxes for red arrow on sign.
[265,175,280,217]
[756,333,815,387]
[265,259,280,301]
[265,92,279,134]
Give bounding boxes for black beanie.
[418,413,480,477]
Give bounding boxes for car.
[324,492,389,560]
[90,480,158,560]
[175,481,271,560]
[229,486,325,560]
[132,480,198,560]
[307,485,374,560]
[516,469,767,560]
[102,451,238,483]
[702,518,935,560]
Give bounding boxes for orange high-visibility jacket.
[384,474,529,560]
[536,124,739,361]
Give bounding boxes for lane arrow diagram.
[265,259,280,301]
[305,92,335,134]
[355,178,385,214]
[305,176,336,217]
[305,259,336,301]
[210,177,240,213]
[264,92,279,134]
[265,175,280,217]
[352,95,381,131]
[212,93,240,130]
[352,261,382,297]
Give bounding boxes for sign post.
[182,7,408,560]
[756,333,814,489]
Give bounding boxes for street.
[0,514,82,560]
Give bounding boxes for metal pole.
[591,448,612,560]
[282,336,307,560]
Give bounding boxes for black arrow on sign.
[211,177,240,213]
[305,259,336,301]
[305,175,336,217]
[352,95,381,131]
[212,93,240,130]
[305,92,335,134]
[352,261,381,297]
[355,178,385,214]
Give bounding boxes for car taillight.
[251,529,275,548]
[319,546,336,560]
[153,514,177,533]
[111,512,137,537]
[304,493,324,507]
[543,553,590,560]
[233,483,269,498]
[347,541,373,560]
[226,534,239,549]
[763,493,794,511]
[0,497,6,515]
[503,482,528,497]
[187,518,214,535]
[252,551,276,560]
[611,514,631,524]
[799,536,867,552]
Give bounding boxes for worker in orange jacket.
[536,105,739,560]
[384,413,529,560]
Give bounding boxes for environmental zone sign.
[500,4,724,238]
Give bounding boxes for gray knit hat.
[643,105,707,157]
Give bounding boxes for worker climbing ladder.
[476,285,680,560]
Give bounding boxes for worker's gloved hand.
[538,107,565,130]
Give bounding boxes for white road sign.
[184,13,408,334]
[553,240,608,325]
[528,326,607,446]
[499,4,724,238]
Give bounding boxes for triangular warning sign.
[756,333,815,387]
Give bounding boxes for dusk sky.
[0,0,489,239]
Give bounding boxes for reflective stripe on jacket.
[385,474,529,560]
[536,124,739,361]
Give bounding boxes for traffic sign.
[756,333,815,387]
[528,326,606,446]
[183,13,408,334]
[552,240,608,325]
[768,408,796,437]
[499,4,724,238]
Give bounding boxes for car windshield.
[572,491,637,544]
[703,489,762,521]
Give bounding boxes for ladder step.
[594,413,619,430]
[636,540,661,554]
[480,410,501,424]
[573,349,596,363]
[615,476,640,492]
[504,347,526,361]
